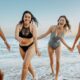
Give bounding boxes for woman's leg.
[19,47,35,79]
[48,45,54,74]
[28,63,36,79]
[19,47,25,59]
[20,44,35,80]
[77,44,80,54]
[55,46,61,80]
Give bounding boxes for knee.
[23,62,29,69]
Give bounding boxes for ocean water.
[0,37,80,80]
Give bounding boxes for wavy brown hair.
[58,15,71,30]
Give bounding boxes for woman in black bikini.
[15,10,41,80]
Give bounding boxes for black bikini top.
[19,26,33,38]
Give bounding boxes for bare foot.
[55,76,58,80]
[50,72,55,76]
[32,73,38,80]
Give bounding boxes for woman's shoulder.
[16,23,22,27]
[16,24,23,30]
[49,25,57,32]
[30,23,37,30]
[30,23,36,27]
[50,25,57,29]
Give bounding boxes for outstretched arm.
[37,26,55,40]
[60,37,71,51]
[0,27,10,51]
[72,23,80,49]
[0,28,7,42]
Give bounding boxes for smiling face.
[58,17,66,27]
[23,13,32,25]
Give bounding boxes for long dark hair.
[58,15,71,30]
[19,10,38,26]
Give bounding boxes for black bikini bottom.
[19,42,34,52]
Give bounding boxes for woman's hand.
[4,41,10,51]
[20,39,27,44]
[68,47,73,52]
[18,38,27,44]
[71,47,74,52]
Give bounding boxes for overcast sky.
[0,0,80,37]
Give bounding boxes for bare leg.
[20,45,35,80]
[55,46,61,80]
[48,45,54,74]
[77,44,80,54]
[21,53,31,80]
[28,63,35,78]
[20,47,35,78]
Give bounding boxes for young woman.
[72,23,80,53]
[15,10,41,80]
[0,27,10,50]
[38,15,72,80]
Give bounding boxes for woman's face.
[58,17,66,26]
[23,13,32,24]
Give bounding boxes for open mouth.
[59,22,63,25]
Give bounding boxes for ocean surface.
[0,37,80,80]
